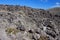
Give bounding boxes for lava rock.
[28,30,33,33]
[16,25,25,31]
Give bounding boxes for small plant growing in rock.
[5,28,20,35]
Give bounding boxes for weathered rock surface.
[0,5,60,40]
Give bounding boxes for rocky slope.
[0,5,60,40]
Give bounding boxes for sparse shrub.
[5,28,20,35]
[39,36,48,40]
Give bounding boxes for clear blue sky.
[0,0,60,9]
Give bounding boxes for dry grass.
[39,36,48,40]
[5,28,20,35]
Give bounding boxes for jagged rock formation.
[0,5,60,40]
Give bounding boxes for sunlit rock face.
[0,5,60,40]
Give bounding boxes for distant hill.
[47,7,60,15]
